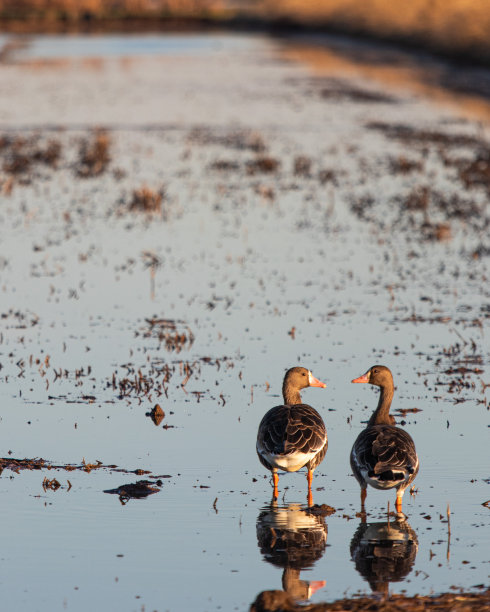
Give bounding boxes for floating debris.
[147,403,165,426]
[306,504,336,517]
[0,457,151,476]
[104,480,162,504]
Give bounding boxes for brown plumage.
[350,365,419,515]
[256,367,327,505]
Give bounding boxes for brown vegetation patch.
[318,168,338,185]
[319,78,397,103]
[129,185,164,214]
[246,156,280,175]
[0,133,62,180]
[351,182,487,246]
[305,503,336,517]
[455,148,490,194]
[0,0,227,25]
[404,186,429,211]
[189,127,266,153]
[350,195,375,220]
[293,155,312,177]
[76,128,110,178]
[250,588,490,612]
[400,188,483,222]
[140,317,195,352]
[255,184,275,200]
[389,155,424,175]
[209,159,241,172]
[111,354,234,402]
[147,403,165,426]
[0,456,152,476]
[1,309,39,328]
[104,479,162,504]
[366,122,485,149]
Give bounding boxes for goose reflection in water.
[255,503,327,604]
[350,517,418,597]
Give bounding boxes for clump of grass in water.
[129,186,165,215]
[1,134,62,176]
[246,156,280,175]
[293,155,312,177]
[76,128,110,178]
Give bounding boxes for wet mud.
[251,587,490,612]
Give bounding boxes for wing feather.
[257,404,327,462]
[352,425,417,478]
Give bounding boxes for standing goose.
[350,365,419,514]
[257,367,327,506]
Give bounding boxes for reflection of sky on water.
[0,33,489,612]
[11,33,257,59]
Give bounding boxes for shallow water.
[0,32,489,611]
[12,32,256,60]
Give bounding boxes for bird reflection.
[350,517,418,596]
[256,503,327,603]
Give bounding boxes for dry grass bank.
[259,0,490,62]
[0,0,228,23]
[0,0,489,63]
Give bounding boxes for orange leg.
[272,471,279,501]
[395,493,403,514]
[307,470,314,507]
[360,487,367,510]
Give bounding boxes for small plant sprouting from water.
[76,128,111,178]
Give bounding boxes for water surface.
[0,32,489,611]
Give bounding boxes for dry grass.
[1,134,62,175]
[2,1,487,62]
[251,587,490,612]
[0,0,227,21]
[129,185,164,214]
[259,0,490,61]
[76,128,110,178]
[246,156,280,175]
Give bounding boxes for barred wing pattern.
[351,424,418,488]
[257,404,327,472]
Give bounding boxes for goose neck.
[283,384,302,406]
[368,384,394,426]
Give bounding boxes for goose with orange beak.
[257,367,327,506]
[350,365,419,516]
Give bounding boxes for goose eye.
[373,368,378,374]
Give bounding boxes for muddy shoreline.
[251,588,490,612]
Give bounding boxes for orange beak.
[309,372,326,388]
[352,372,369,383]
[308,580,326,597]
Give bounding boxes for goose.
[257,367,327,505]
[256,503,327,602]
[350,365,419,514]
